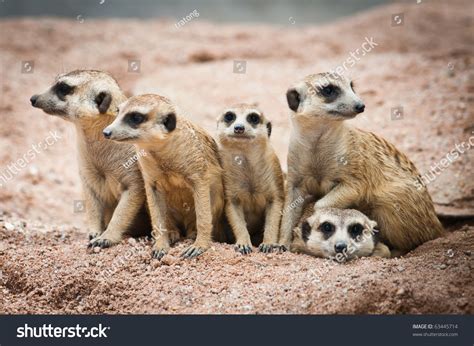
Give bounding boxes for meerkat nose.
[354,103,365,113]
[103,129,112,139]
[30,94,38,106]
[234,125,245,134]
[334,242,347,253]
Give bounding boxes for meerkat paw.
[168,229,181,245]
[88,231,123,249]
[151,247,169,260]
[258,243,278,253]
[235,243,253,255]
[277,244,288,252]
[181,243,208,259]
[88,232,101,241]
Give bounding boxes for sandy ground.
[0,0,473,314]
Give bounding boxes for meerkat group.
[31,69,444,261]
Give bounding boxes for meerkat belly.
[159,173,196,224]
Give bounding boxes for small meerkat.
[291,204,391,261]
[279,72,444,255]
[30,70,151,247]
[216,104,284,254]
[103,94,226,259]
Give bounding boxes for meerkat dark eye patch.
[301,221,311,242]
[286,89,300,112]
[95,91,112,114]
[247,112,260,125]
[349,223,364,239]
[318,84,340,101]
[319,221,335,239]
[124,111,147,128]
[223,111,236,124]
[53,82,75,101]
[266,122,272,137]
[350,81,355,92]
[163,112,176,132]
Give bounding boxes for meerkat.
[279,72,444,255]
[291,203,391,261]
[30,70,151,248]
[102,94,226,259]
[216,104,284,254]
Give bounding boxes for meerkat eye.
[319,84,339,98]
[247,112,260,125]
[350,81,355,92]
[319,221,334,234]
[54,82,74,97]
[223,111,236,123]
[125,112,147,127]
[349,223,364,238]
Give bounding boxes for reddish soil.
[0,0,473,314]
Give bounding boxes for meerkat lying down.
[30,70,151,248]
[279,72,444,255]
[103,94,226,259]
[291,204,390,261]
[216,104,284,254]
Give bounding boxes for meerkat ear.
[163,112,176,132]
[286,88,301,112]
[266,121,272,137]
[95,91,112,114]
[301,221,311,242]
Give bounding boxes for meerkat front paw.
[181,242,209,258]
[168,229,181,245]
[88,231,101,241]
[258,243,278,253]
[88,230,123,249]
[151,246,169,260]
[235,243,253,255]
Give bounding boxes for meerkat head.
[216,103,272,147]
[102,94,177,143]
[293,208,378,262]
[30,70,124,123]
[286,72,365,121]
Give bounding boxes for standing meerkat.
[103,94,226,259]
[30,70,151,248]
[279,72,444,255]
[291,203,391,261]
[216,104,284,254]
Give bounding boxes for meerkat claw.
[277,245,288,252]
[235,244,252,255]
[152,249,167,260]
[258,244,276,253]
[181,246,204,258]
[88,232,100,241]
[88,238,112,249]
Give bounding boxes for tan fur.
[280,72,444,254]
[104,94,225,259]
[216,104,284,254]
[31,70,150,247]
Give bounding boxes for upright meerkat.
[291,203,391,261]
[279,72,444,255]
[30,70,151,248]
[216,104,284,254]
[103,94,226,259]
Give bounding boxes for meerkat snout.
[286,72,365,119]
